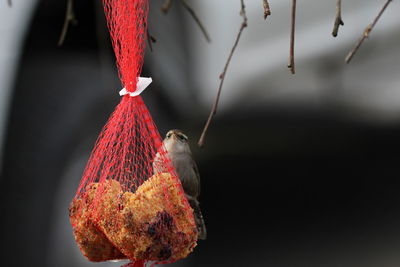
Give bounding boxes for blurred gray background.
[1,1,400,267]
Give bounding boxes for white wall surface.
[0,0,38,169]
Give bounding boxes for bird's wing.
[187,194,207,240]
[191,157,201,196]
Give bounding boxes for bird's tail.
[195,207,207,240]
[187,196,207,240]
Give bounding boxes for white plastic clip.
[119,77,152,97]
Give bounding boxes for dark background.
[1,1,400,267]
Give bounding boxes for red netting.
[69,1,198,266]
[103,0,148,93]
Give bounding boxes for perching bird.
[153,129,207,240]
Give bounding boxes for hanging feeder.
[69,0,198,265]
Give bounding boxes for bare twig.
[332,0,344,37]
[263,0,271,19]
[345,0,392,63]
[180,0,211,43]
[58,0,77,46]
[7,0,12,7]
[146,28,157,52]
[198,0,248,147]
[161,0,173,14]
[288,0,296,74]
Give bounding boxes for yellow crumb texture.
[69,173,198,262]
[69,182,127,262]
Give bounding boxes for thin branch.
[198,0,248,148]
[345,0,392,64]
[161,0,173,14]
[146,28,157,52]
[180,0,211,43]
[58,0,77,46]
[7,0,11,7]
[332,0,344,37]
[288,0,296,74]
[263,0,271,19]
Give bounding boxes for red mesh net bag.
[68,1,198,266]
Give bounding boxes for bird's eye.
[177,134,188,141]
[166,132,172,138]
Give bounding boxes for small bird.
[153,129,207,240]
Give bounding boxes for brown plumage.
[153,129,207,240]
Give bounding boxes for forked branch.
[332,0,344,37]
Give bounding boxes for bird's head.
[163,129,190,153]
